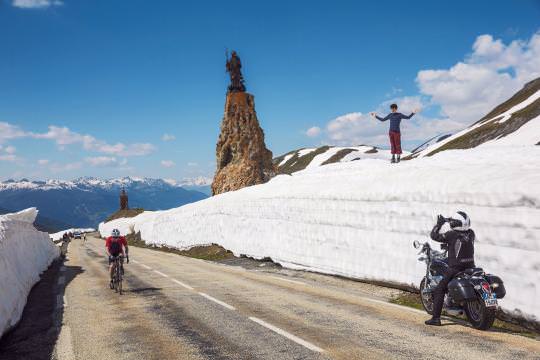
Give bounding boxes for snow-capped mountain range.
[0,176,208,229]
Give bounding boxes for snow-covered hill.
[0,208,59,336]
[0,177,208,228]
[411,77,540,158]
[274,145,401,174]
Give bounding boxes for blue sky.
[1,0,539,181]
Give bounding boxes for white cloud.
[0,122,27,144]
[417,31,540,125]
[12,0,63,8]
[85,156,119,167]
[0,154,17,162]
[161,133,176,142]
[37,159,50,165]
[187,162,198,167]
[161,160,175,168]
[4,146,16,154]
[31,125,156,156]
[49,161,83,173]
[305,126,321,138]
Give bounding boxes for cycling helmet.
[448,211,470,231]
[111,229,121,237]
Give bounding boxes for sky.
[1,0,539,181]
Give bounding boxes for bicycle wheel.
[118,263,123,295]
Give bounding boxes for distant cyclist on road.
[105,229,129,289]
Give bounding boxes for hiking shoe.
[109,280,114,289]
[391,158,396,163]
[425,318,441,326]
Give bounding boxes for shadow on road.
[0,259,83,360]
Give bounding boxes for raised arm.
[430,215,448,243]
[375,113,391,122]
[402,112,415,120]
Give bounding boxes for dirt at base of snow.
[0,260,64,359]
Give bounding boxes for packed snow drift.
[0,208,60,336]
[49,228,95,241]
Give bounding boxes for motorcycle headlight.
[490,283,499,289]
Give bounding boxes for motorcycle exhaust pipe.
[446,309,464,317]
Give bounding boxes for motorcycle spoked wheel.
[464,297,496,330]
[419,277,434,315]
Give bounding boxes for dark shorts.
[108,255,122,265]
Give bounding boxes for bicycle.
[111,255,124,295]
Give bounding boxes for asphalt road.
[50,234,539,360]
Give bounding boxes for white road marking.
[140,263,152,270]
[131,259,139,264]
[55,325,75,360]
[198,292,236,311]
[269,276,306,286]
[58,276,66,285]
[171,278,194,290]
[249,317,324,353]
[153,270,169,278]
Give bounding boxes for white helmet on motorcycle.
[449,211,470,231]
[111,228,121,237]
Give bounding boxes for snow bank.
[100,146,540,321]
[0,208,60,336]
[49,228,95,241]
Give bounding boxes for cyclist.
[105,228,129,288]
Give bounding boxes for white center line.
[269,276,306,286]
[198,292,236,311]
[57,276,66,285]
[249,317,324,353]
[131,259,139,264]
[171,278,194,290]
[139,264,152,270]
[153,270,169,278]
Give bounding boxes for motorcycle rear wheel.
[420,278,434,315]
[464,297,496,330]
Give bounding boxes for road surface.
[48,234,539,360]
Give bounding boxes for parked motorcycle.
[413,240,506,330]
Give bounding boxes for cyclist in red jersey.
[105,229,129,288]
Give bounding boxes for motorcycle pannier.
[448,278,476,302]
[486,274,506,299]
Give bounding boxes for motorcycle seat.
[458,267,484,276]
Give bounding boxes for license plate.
[483,293,497,307]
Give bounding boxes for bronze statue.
[226,50,246,93]
[119,187,129,210]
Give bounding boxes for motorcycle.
[413,240,506,330]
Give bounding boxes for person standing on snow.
[370,104,419,163]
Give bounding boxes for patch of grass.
[390,291,424,310]
[106,208,145,222]
[364,147,378,154]
[125,231,235,261]
[390,292,539,338]
[321,148,356,165]
[278,146,330,174]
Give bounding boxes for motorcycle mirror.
[413,240,421,249]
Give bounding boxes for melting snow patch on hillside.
[100,146,540,321]
[0,208,59,336]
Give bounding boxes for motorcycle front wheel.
[419,277,434,315]
[464,297,496,330]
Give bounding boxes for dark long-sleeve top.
[375,112,415,133]
[430,224,475,268]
